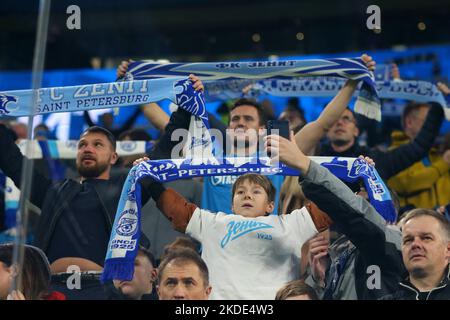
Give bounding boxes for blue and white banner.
[102,154,396,282]
[15,139,153,159]
[0,77,209,128]
[125,58,382,120]
[126,59,375,82]
[204,78,450,119]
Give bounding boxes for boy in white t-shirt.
[141,134,332,299]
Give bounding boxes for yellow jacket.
[388,130,450,209]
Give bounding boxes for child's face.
[231,180,274,218]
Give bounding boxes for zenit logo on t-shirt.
[221,220,273,248]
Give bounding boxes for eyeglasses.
[339,115,355,124]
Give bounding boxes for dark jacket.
[0,108,192,254]
[301,161,406,299]
[380,265,450,300]
[320,103,444,181]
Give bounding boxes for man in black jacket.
[319,103,444,181]
[381,209,450,300]
[0,77,203,299]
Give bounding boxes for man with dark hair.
[0,124,124,299]
[388,101,450,211]
[157,248,211,300]
[0,76,204,299]
[381,208,450,300]
[201,97,285,214]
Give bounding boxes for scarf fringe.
[101,259,134,283]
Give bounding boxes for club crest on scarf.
[0,94,18,115]
[102,58,400,282]
[116,209,138,237]
[126,58,385,121]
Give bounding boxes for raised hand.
[189,74,205,92]
[391,63,401,80]
[358,155,375,167]
[265,131,311,172]
[361,54,376,72]
[116,59,134,79]
[437,82,450,96]
[308,234,330,287]
[133,156,150,167]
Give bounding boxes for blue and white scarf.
[101,154,396,282]
[101,60,394,282]
[204,78,450,119]
[125,58,382,120]
[0,77,209,129]
[14,139,153,160]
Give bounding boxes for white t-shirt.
[186,207,318,300]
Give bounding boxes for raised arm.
[119,107,142,132]
[266,132,401,262]
[117,60,204,159]
[295,54,376,155]
[375,102,444,180]
[135,157,197,233]
[144,74,204,160]
[140,102,170,132]
[117,60,170,132]
[265,132,332,232]
[83,110,96,127]
[0,124,52,209]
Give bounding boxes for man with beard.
[0,77,204,299]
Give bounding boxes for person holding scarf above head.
[316,89,444,183]
[116,54,376,216]
[127,128,398,300]
[0,75,205,300]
